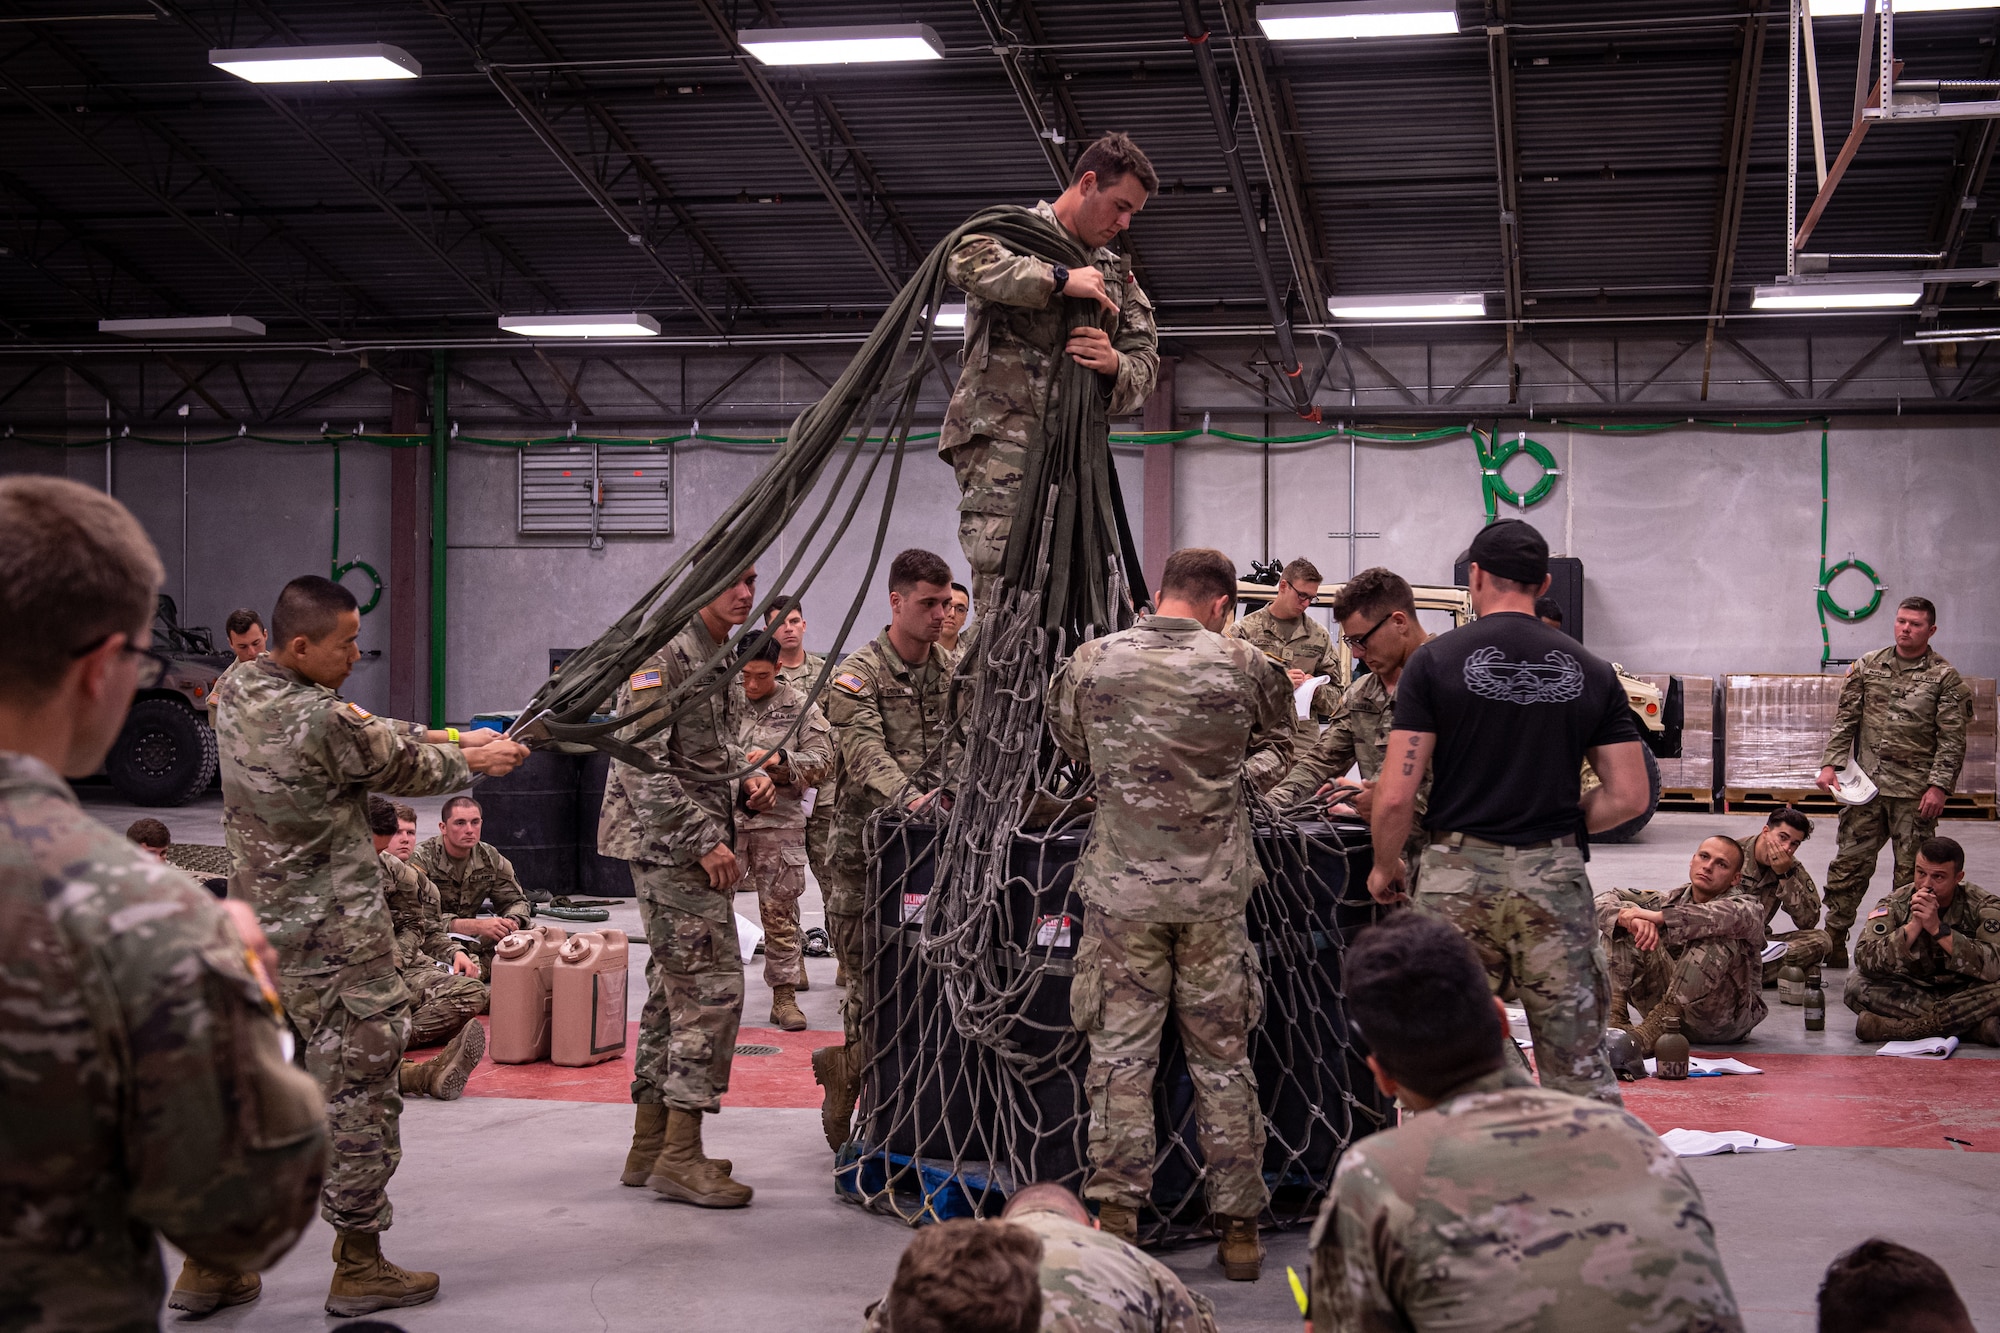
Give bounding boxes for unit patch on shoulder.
[629,669,662,691]
[346,702,374,720]
[833,671,867,696]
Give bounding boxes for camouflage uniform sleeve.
[786,702,836,789]
[1047,650,1091,766]
[1242,651,1298,793]
[1271,701,1361,807]
[1854,890,1912,976]
[947,233,1057,308]
[1596,886,1672,937]
[1106,270,1159,416]
[477,846,532,925]
[120,905,327,1272]
[322,705,473,797]
[1927,666,1971,793]
[1778,865,1822,930]
[1660,893,1766,947]
[1944,891,2000,982]
[1308,1165,1412,1333]
[1820,659,1866,770]
[827,670,917,805]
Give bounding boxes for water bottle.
[1804,966,1825,1032]
[1653,1013,1689,1080]
[1777,963,1807,1007]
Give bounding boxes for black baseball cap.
[1462,519,1549,586]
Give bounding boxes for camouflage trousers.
[1823,796,1938,946]
[1072,909,1269,1220]
[739,828,807,989]
[630,860,744,1114]
[1843,972,2000,1036]
[805,800,836,904]
[1761,929,1833,986]
[1609,937,1761,1044]
[827,909,866,1048]
[945,434,1026,613]
[1416,839,1622,1106]
[402,966,489,1048]
[281,957,410,1233]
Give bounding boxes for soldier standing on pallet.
[1049,548,1294,1282]
[1816,596,1971,968]
[1226,557,1340,739]
[940,132,1160,614]
[812,549,958,1153]
[1367,520,1650,1107]
[603,566,775,1210]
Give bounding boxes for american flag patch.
[629,669,662,691]
[346,702,373,720]
[1867,907,1889,919]
[833,671,867,695]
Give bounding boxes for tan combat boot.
[420,1021,485,1101]
[770,984,807,1032]
[795,970,810,993]
[324,1230,439,1316]
[1854,1011,1940,1043]
[1968,1017,2000,1048]
[1626,999,1684,1058]
[646,1109,753,1207]
[621,1103,669,1186]
[167,1258,261,1314]
[1217,1216,1263,1281]
[811,1043,858,1152]
[398,1058,432,1098]
[1095,1200,1139,1244]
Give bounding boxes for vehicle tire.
[106,698,218,806]
[1595,745,1661,845]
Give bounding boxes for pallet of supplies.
[1722,674,1842,812]
[1637,674,1714,808]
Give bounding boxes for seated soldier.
[412,795,532,978]
[125,816,170,858]
[1000,1184,1216,1332]
[129,816,230,897]
[732,637,833,1032]
[367,797,488,1100]
[1845,835,2000,1045]
[1738,806,1832,986]
[1817,1238,1976,1333]
[1598,835,1766,1052]
[1307,913,1743,1333]
[864,1218,1042,1333]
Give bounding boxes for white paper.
[1293,674,1329,720]
[800,787,818,819]
[734,912,764,962]
[1760,940,1788,964]
[1503,1005,1533,1048]
[1875,1036,1958,1060]
[1643,1057,1764,1077]
[1659,1128,1795,1157]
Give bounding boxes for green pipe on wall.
[429,351,448,726]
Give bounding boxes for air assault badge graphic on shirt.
[629,669,662,691]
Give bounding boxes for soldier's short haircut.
[1817,1238,1973,1333]
[1533,595,1564,625]
[224,607,264,637]
[441,794,482,821]
[882,1218,1042,1333]
[764,597,803,623]
[1917,835,1964,874]
[1704,834,1746,871]
[999,1182,1090,1226]
[888,548,953,594]
[1897,595,1937,625]
[1331,566,1417,624]
[1768,806,1813,841]
[394,802,418,826]
[270,574,357,649]
[951,581,969,599]
[738,634,782,666]
[1074,131,1158,194]
[1345,913,1505,1099]
[1159,547,1237,606]
[366,795,400,837]
[1281,557,1322,588]
[0,476,164,703]
[125,817,171,849]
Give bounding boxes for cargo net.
[838,549,1392,1243]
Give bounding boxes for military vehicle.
[104,596,227,806]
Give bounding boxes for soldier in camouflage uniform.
[942,132,1159,612]
[367,800,488,1093]
[412,796,534,979]
[813,550,958,1152]
[1817,597,1971,966]
[940,580,972,669]
[1270,567,1432,881]
[1310,912,1744,1333]
[1597,836,1767,1051]
[216,573,527,1315]
[1227,557,1340,737]
[1048,548,1294,1281]
[1736,808,1832,985]
[732,638,833,1032]
[601,567,774,1209]
[768,601,835,954]
[1001,1184,1218,1332]
[1845,835,2000,1044]
[0,476,327,1328]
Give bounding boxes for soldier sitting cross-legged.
[1845,835,2000,1046]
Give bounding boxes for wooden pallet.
[1724,788,1999,820]
[1658,786,1715,812]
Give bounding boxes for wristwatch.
[1050,263,1070,296]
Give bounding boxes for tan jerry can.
[552,929,630,1068]
[488,925,569,1064]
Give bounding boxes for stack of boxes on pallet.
[1637,674,1715,811]
[1969,679,1997,798]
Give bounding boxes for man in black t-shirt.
[1368,520,1649,1105]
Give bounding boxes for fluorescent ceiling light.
[1751,281,1922,310]
[499,313,660,338]
[933,303,967,330]
[99,315,266,338]
[737,24,945,65]
[210,43,421,83]
[1807,0,2000,15]
[1329,291,1486,319]
[1257,1,1459,40]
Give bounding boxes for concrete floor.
[76,784,2000,1331]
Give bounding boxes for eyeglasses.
[70,633,173,689]
[1341,613,1394,651]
